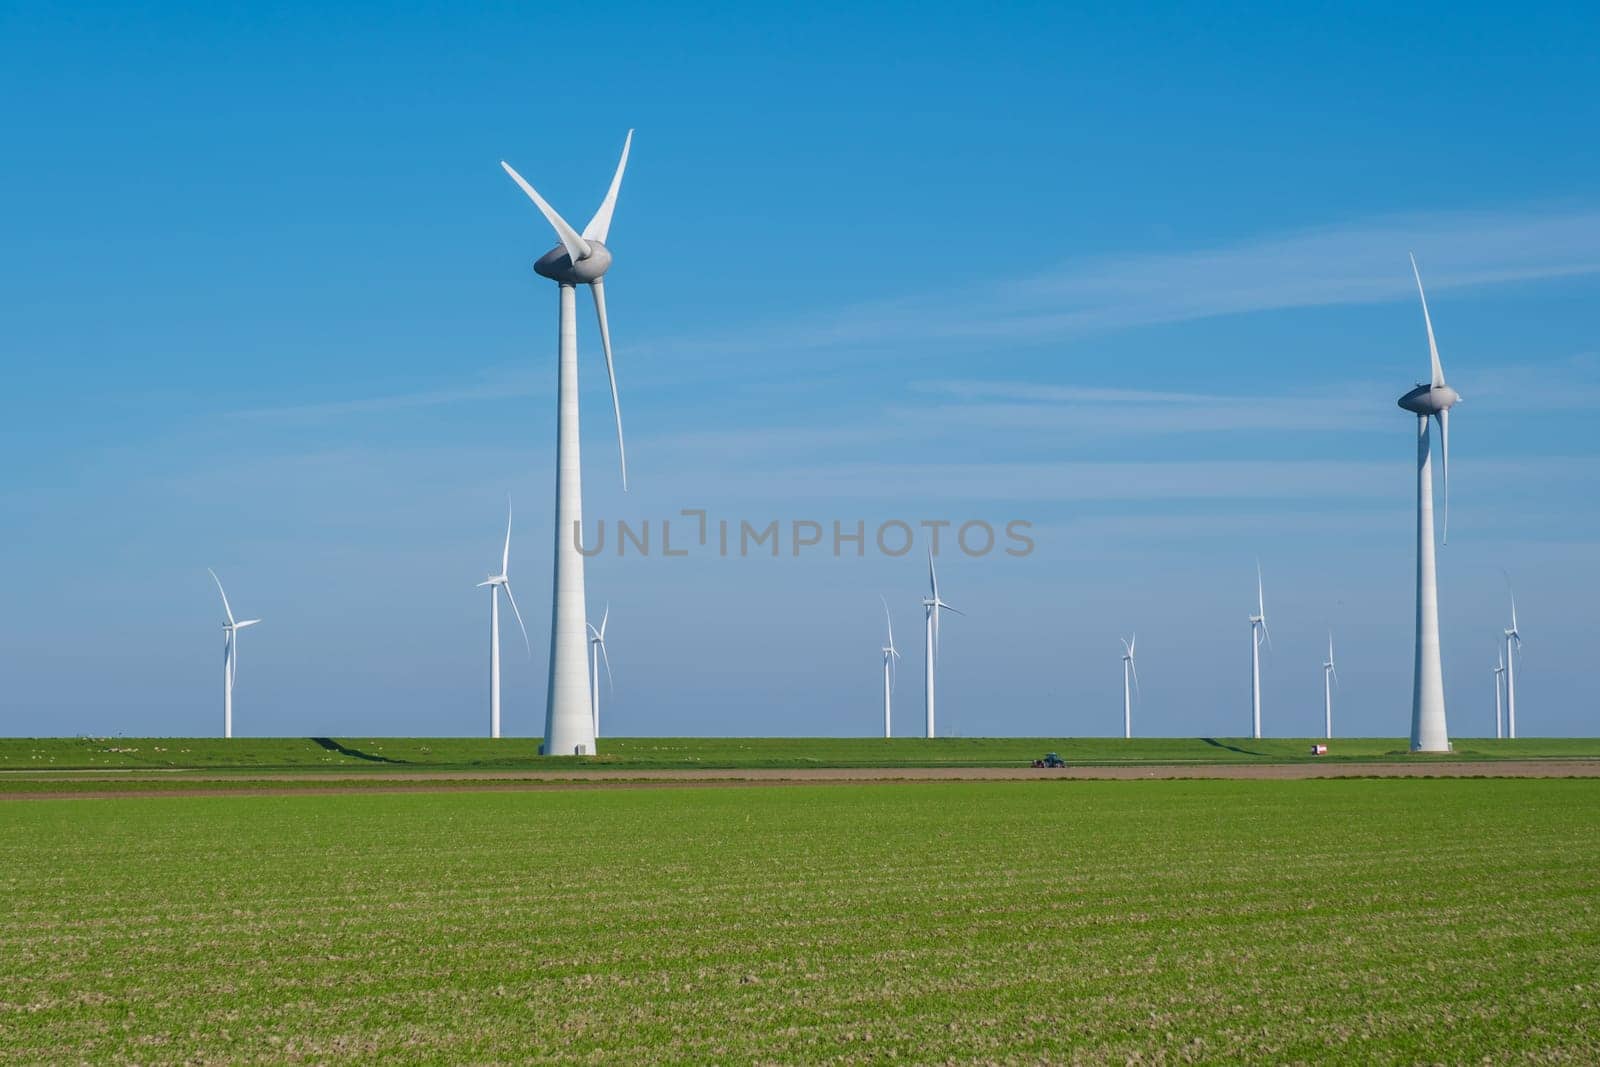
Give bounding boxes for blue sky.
[2,2,1597,739]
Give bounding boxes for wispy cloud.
[902,380,1391,435]
[229,368,548,420]
[632,206,1600,358]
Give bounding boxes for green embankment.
[2,734,1597,773]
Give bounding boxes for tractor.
[1031,752,1067,768]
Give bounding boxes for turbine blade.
[928,549,939,601]
[1437,408,1450,544]
[502,583,532,656]
[598,640,614,693]
[208,568,236,627]
[1130,657,1141,698]
[1260,619,1273,651]
[1410,253,1446,388]
[1256,562,1265,619]
[590,280,628,490]
[231,633,240,688]
[600,602,609,639]
[500,160,592,264]
[581,129,633,243]
[502,499,513,578]
[881,595,894,648]
[939,602,965,617]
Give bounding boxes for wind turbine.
[477,501,530,740]
[921,552,963,739]
[1397,254,1461,752]
[588,606,612,740]
[1322,632,1339,740]
[1249,564,1271,739]
[1120,634,1139,740]
[208,569,260,740]
[501,131,632,757]
[1503,580,1523,739]
[880,597,900,739]
[1493,647,1506,740]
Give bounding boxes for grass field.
[4,779,1598,1062]
[4,734,1598,773]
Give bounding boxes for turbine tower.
[1396,254,1460,753]
[880,597,900,739]
[1322,632,1339,740]
[501,131,632,756]
[1120,634,1139,740]
[1493,647,1506,740]
[1248,564,1271,739]
[208,569,260,740]
[921,553,962,738]
[477,501,529,740]
[1503,582,1523,739]
[587,606,612,740]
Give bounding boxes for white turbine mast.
[208,568,260,740]
[501,130,633,756]
[588,605,613,740]
[880,597,900,739]
[1120,634,1139,740]
[1322,631,1339,740]
[1248,563,1271,740]
[1503,576,1523,739]
[1493,645,1507,740]
[1397,254,1460,752]
[477,499,531,740]
[921,552,963,739]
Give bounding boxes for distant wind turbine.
[501,130,633,757]
[588,606,612,739]
[880,597,900,739]
[1322,632,1339,740]
[208,569,260,740]
[1120,634,1139,740]
[1249,564,1271,739]
[1397,253,1460,752]
[922,552,963,739]
[477,501,530,740]
[1503,579,1523,739]
[1493,646,1506,740]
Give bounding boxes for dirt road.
[5,759,1597,799]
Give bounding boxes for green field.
[3,734,1597,773]
[4,779,1597,1062]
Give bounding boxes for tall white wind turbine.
[1120,634,1139,740]
[921,553,963,739]
[1493,646,1506,740]
[501,131,633,756]
[1322,632,1339,740]
[588,606,612,740]
[208,569,260,740]
[880,597,900,739]
[477,501,530,740]
[1503,580,1523,739]
[1248,564,1271,739]
[1397,254,1461,752]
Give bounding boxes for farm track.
[5,758,1599,799]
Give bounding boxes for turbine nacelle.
[534,241,613,285]
[1397,382,1460,415]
